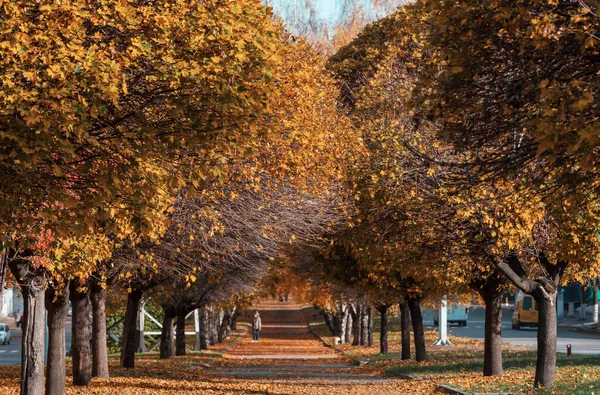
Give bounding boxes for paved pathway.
[212,300,439,393]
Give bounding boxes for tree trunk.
[408,297,426,362]
[231,310,238,330]
[200,308,209,350]
[361,306,369,346]
[579,285,587,320]
[376,304,390,354]
[45,282,70,395]
[337,302,348,344]
[9,259,46,395]
[400,301,411,360]
[483,292,503,376]
[534,293,558,387]
[219,311,230,341]
[194,309,202,351]
[70,282,92,386]
[159,312,174,359]
[593,286,599,323]
[210,308,219,345]
[176,314,186,356]
[345,310,353,344]
[323,311,339,336]
[90,281,109,378]
[120,289,143,368]
[351,304,361,346]
[367,306,374,346]
[226,307,236,338]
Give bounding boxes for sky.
[265,0,401,36]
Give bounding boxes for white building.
[1,286,23,317]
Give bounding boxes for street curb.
[437,384,513,395]
[438,385,470,395]
[389,371,416,380]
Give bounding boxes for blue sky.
[265,0,400,36]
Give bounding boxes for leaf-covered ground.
[4,303,600,394]
[310,312,600,394]
[0,302,439,394]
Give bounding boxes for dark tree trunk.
[483,292,504,376]
[70,282,92,386]
[490,253,566,387]
[219,311,230,342]
[120,289,143,368]
[534,293,558,387]
[323,311,339,336]
[210,309,221,344]
[400,301,411,360]
[159,312,174,359]
[408,297,426,362]
[200,308,209,350]
[9,259,46,395]
[376,304,390,354]
[351,304,361,346]
[470,269,507,377]
[45,281,70,395]
[176,314,186,356]
[90,281,109,378]
[360,306,369,346]
[367,306,374,346]
[231,310,238,330]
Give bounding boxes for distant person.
[18,313,24,328]
[14,310,21,327]
[252,311,261,342]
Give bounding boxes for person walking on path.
[14,309,21,328]
[252,311,262,342]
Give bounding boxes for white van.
[434,305,469,327]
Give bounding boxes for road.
[0,320,72,366]
[422,306,600,355]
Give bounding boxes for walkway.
[210,300,439,394]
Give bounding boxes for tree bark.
[9,258,46,395]
[175,314,186,356]
[400,301,411,360]
[210,308,219,345]
[120,288,143,368]
[45,281,70,395]
[534,292,558,387]
[579,285,587,320]
[351,304,361,346]
[336,301,348,344]
[367,306,374,347]
[490,253,566,387]
[593,286,599,323]
[200,308,209,350]
[90,281,109,378]
[483,292,503,376]
[361,305,370,346]
[408,297,426,362]
[70,282,92,386]
[323,311,339,336]
[345,310,353,344]
[159,312,174,359]
[219,311,231,341]
[376,304,390,354]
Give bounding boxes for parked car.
[0,323,11,345]
[434,304,469,327]
[512,294,538,329]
